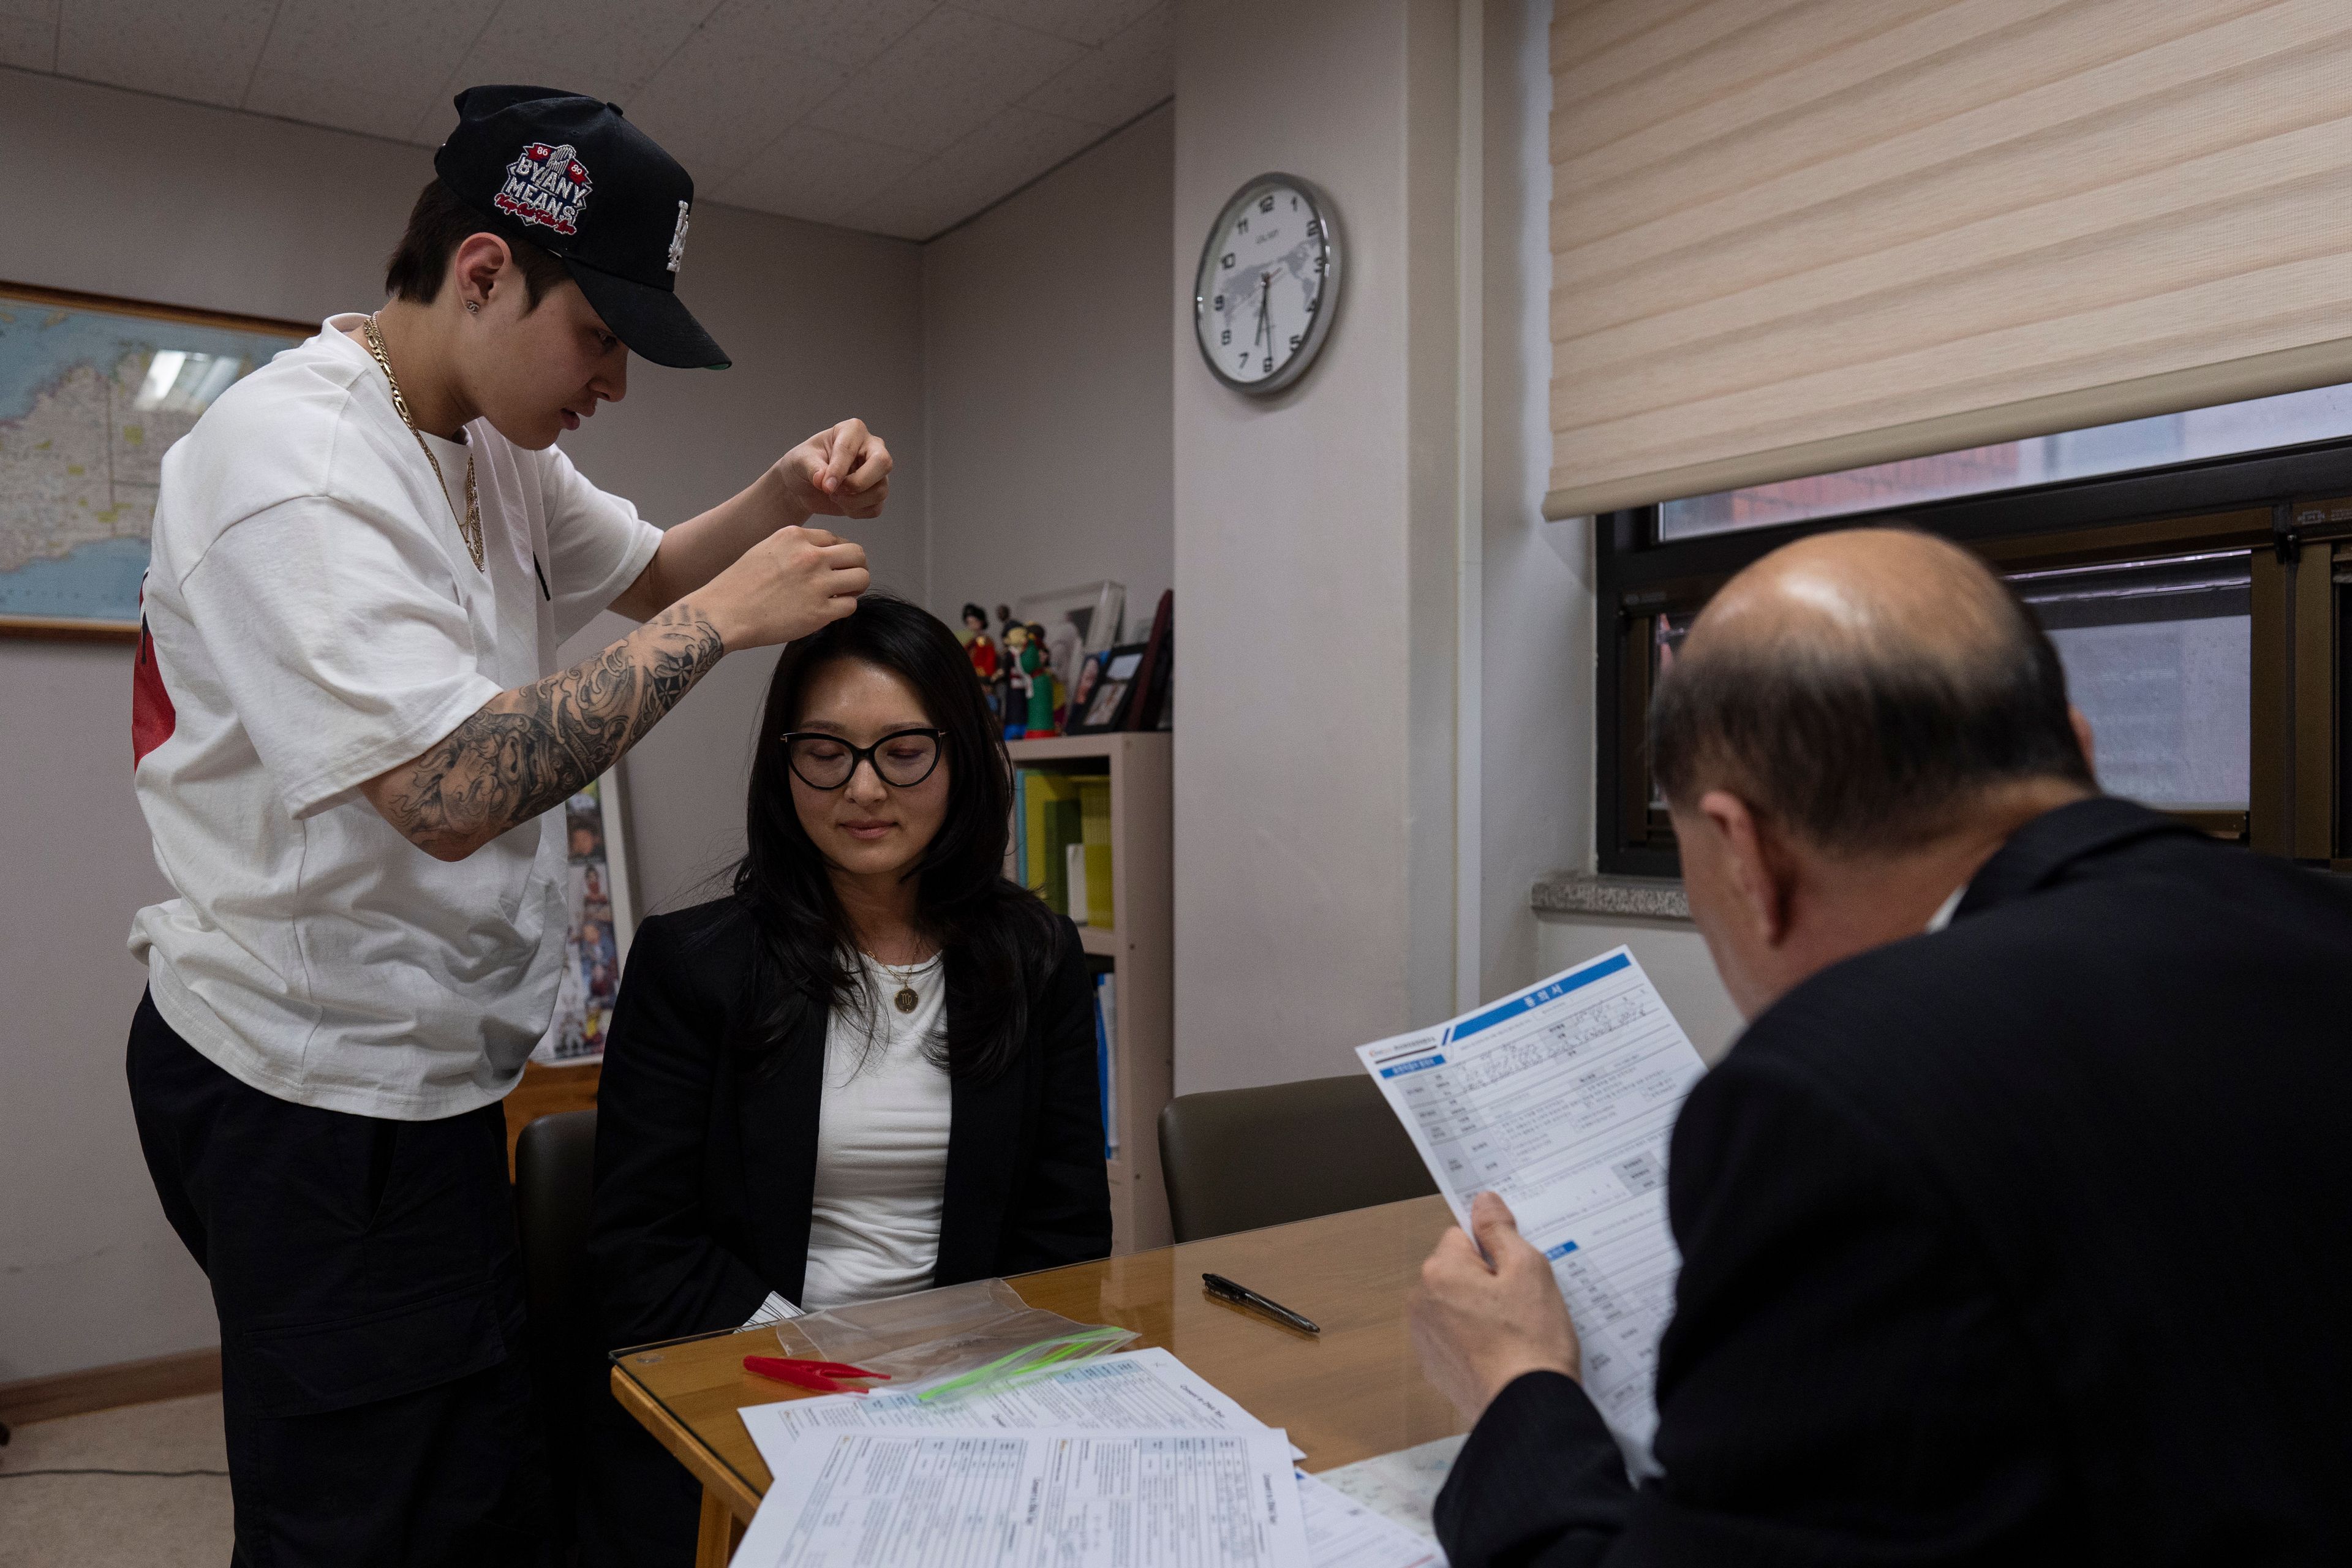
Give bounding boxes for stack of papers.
[1357,945,1706,1468]
[733,1348,1441,1568]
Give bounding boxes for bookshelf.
[1008,732,1172,1253]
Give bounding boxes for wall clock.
[1193,173,1342,396]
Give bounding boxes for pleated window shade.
[1545,0,2352,521]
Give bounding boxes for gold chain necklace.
[870,952,931,1015]
[361,315,484,572]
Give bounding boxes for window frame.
[1594,442,2352,878]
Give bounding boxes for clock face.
[1194,174,1340,396]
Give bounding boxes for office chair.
[513,1108,599,1544]
[515,1107,599,1344]
[1156,1074,1437,1243]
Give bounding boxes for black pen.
[1202,1273,1319,1335]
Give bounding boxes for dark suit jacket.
[1438,799,2352,1568]
[586,893,1112,1353]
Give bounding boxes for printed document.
[1296,1471,1443,1568]
[740,1347,1287,1455]
[1355,946,1706,1461]
[733,1428,1311,1568]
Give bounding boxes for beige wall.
[1167,0,1611,1091]
[1170,0,1463,1095]
[1476,0,1589,1003]
[0,67,922,1382]
[921,105,1174,637]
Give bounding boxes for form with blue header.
[1356,946,1706,1464]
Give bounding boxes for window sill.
[1531,870,1690,922]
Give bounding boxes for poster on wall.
[0,281,309,638]
[533,767,639,1067]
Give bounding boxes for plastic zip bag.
[770,1278,1137,1401]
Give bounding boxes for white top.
[127,314,662,1119]
[785,954,956,1316]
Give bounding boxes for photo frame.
[1066,643,1149,734]
[1014,579,1125,694]
[533,763,641,1066]
[1128,589,1173,732]
[0,281,310,640]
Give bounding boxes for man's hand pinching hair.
[778,418,891,521]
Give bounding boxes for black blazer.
[1438,799,2352,1568]
[586,894,1112,1352]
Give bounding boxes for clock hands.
[1199,180,1338,391]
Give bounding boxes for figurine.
[1024,621,1058,737]
[1001,622,1035,742]
[955,597,992,696]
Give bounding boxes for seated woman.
[582,594,1110,1564]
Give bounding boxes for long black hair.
[733,594,1061,1081]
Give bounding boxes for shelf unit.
[1008,732,1172,1254]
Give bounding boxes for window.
[1658,383,2352,541]
[1596,436,2352,876]
[2013,554,2250,815]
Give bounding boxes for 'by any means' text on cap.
[434,85,728,370]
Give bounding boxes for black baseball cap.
[434,85,728,369]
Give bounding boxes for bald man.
[1411,529,2352,1566]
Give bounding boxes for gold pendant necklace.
[872,955,925,1014]
[362,315,485,572]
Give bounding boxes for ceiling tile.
[55,0,277,107]
[708,121,924,227]
[802,5,1082,156]
[844,104,1098,239]
[750,0,935,72]
[0,0,57,71]
[243,0,501,143]
[950,0,1158,48]
[835,183,967,244]
[1018,1,1169,129]
[20,0,1155,247]
[625,1,851,184]
[415,0,718,142]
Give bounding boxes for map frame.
[0,279,309,643]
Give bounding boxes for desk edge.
[609,1363,766,1523]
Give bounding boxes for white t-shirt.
[794,954,955,1313]
[127,314,662,1120]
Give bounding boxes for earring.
[464,300,480,313]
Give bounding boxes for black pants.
[126,992,554,1567]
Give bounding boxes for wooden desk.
[610,1195,1464,1566]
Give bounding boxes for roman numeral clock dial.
[1193,174,1342,396]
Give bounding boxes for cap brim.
[565,257,729,370]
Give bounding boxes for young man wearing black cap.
[123,87,886,1562]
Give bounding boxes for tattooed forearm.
[368,604,725,860]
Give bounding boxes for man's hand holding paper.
[1357,946,1706,1464]
[1411,1192,1584,1425]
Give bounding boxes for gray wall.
[920,105,1175,635]
[1170,0,1463,1094]
[557,188,925,916]
[1,10,1751,1383]
[0,67,922,1382]
[1164,0,1734,1094]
